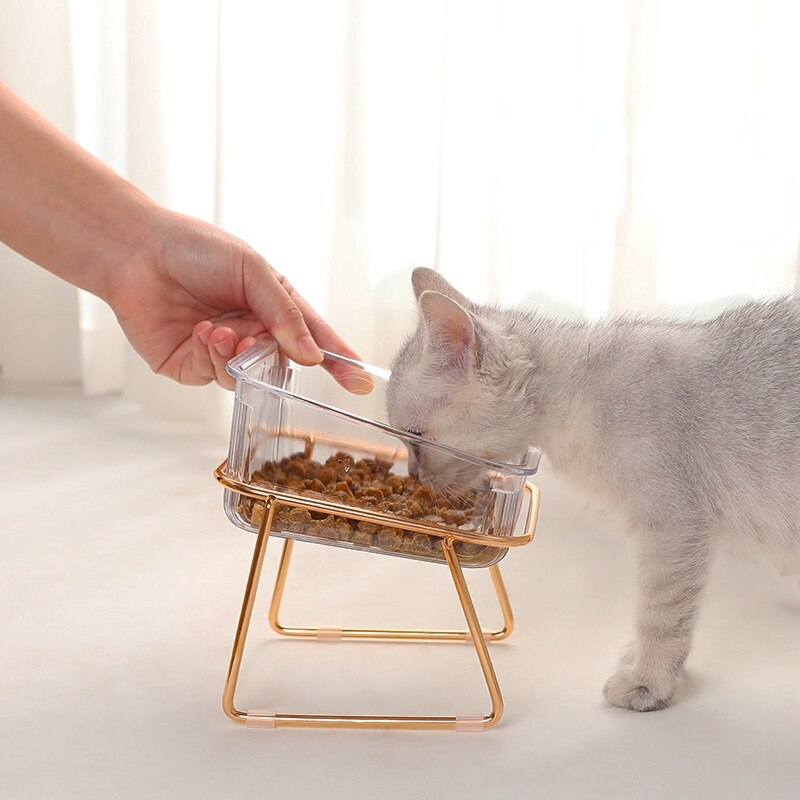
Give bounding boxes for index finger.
[290,290,375,395]
[241,254,324,367]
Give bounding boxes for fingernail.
[196,323,212,346]
[297,335,323,363]
[214,339,234,358]
[339,370,374,395]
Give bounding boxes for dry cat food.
[238,450,490,562]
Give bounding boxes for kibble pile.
[238,450,492,563]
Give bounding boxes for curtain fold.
[1,0,798,420]
[0,0,81,387]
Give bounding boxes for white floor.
[1,388,798,800]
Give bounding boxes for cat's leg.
[603,526,712,711]
[617,639,636,667]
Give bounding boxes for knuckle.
[273,302,305,331]
[275,271,295,295]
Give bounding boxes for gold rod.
[270,715,466,730]
[267,537,293,633]
[488,564,515,640]
[441,538,504,730]
[222,498,276,722]
[268,538,514,642]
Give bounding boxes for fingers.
[242,253,323,367]
[193,313,372,394]
[236,336,258,354]
[192,321,238,389]
[290,291,375,394]
[240,249,374,394]
[207,326,238,389]
[190,321,217,384]
[191,317,268,390]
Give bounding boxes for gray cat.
[387,267,800,711]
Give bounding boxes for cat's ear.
[418,290,477,374]
[412,267,470,307]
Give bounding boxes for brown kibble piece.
[412,485,434,508]
[402,500,423,517]
[286,507,312,524]
[441,509,468,526]
[285,462,306,478]
[446,493,466,510]
[243,501,265,526]
[385,475,405,494]
[376,528,403,551]
[330,452,354,476]
[371,459,392,477]
[358,521,379,534]
[317,467,336,485]
[409,533,432,555]
[351,528,375,548]
[316,515,339,539]
[335,517,354,538]
[352,520,379,548]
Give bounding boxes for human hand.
[0,84,370,392]
[107,208,370,392]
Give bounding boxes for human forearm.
[0,82,366,392]
[0,82,157,301]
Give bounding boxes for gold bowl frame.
[215,458,540,732]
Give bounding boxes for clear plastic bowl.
[220,341,540,568]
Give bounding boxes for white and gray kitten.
[387,267,800,712]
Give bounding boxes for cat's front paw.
[603,667,678,712]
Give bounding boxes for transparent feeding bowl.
[219,341,540,568]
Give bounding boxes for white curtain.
[1,0,799,423]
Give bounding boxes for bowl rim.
[226,341,541,477]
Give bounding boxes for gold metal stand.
[268,538,515,642]
[216,466,540,732]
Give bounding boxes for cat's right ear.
[411,267,470,307]
[418,290,476,375]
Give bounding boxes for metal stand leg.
[268,538,515,642]
[222,506,509,730]
[441,538,503,730]
[222,497,276,724]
